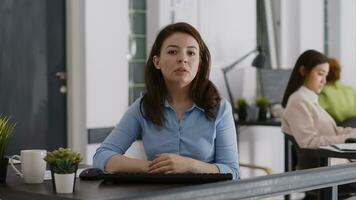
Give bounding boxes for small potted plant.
[44,148,82,193]
[235,97,248,121]
[0,116,16,184]
[255,96,270,121]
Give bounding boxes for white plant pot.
[54,173,75,193]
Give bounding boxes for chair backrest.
[283,134,352,198]
[284,133,300,150]
[283,132,298,172]
[284,132,321,171]
[338,116,356,128]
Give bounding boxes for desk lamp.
[221,47,271,175]
[221,46,267,113]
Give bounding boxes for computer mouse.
[345,138,356,143]
[79,168,104,180]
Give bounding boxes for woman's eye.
[187,51,196,56]
[168,50,177,55]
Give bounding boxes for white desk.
[239,123,284,179]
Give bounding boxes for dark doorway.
[0,0,66,155]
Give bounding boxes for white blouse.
[282,86,356,148]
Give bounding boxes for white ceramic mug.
[10,149,47,184]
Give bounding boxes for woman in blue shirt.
[93,22,239,179]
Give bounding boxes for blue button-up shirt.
[93,97,239,179]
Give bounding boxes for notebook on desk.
[79,168,232,184]
[330,143,356,152]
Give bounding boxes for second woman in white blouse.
[282,50,356,169]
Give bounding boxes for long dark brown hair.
[282,49,328,108]
[141,22,220,127]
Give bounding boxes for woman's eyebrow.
[187,46,198,50]
[166,45,179,49]
[165,45,198,50]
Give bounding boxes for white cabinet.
[239,125,285,179]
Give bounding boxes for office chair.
[338,116,356,128]
[284,133,356,200]
[284,133,327,200]
[284,133,322,171]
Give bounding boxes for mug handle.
[10,155,23,177]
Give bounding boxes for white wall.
[281,0,356,86]
[198,0,257,101]
[146,0,199,54]
[280,0,325,69]
[310,0,356,87]
[338,0,356,87]
[85,0,129,128]
[67,0,129,162]
[327,0,341,59]
[279,0,299,69]
[299,0,324,53]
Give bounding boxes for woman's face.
[153,33,200,88]
[303,63,329,94]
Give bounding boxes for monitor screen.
[259,68,292,104]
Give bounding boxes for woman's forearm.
[106,154,220,174]
[189,158,219,173]
[105,154,151,173]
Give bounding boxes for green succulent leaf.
[235,97,248,108]
[44,148,83,174]
[255,96,270,108]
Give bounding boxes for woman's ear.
[299,65,305,77]
[153,55,160,70]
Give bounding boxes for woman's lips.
[175,68,188,73]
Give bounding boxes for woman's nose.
[177,59,187,63]
[177,54,188,63]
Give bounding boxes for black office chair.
[284,133,323,200]
[338,116,356,128]
[284,133,323,171]
[284,133,356,200]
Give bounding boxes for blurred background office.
[1,0,356,179]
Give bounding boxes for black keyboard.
[79,168,232,184]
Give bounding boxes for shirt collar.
[163,100,204,112]
[300,86,319,104]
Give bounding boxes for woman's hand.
[148,153,193,173]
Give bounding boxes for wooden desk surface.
[0,165,191,200]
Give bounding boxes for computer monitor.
[259,68,292,104]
